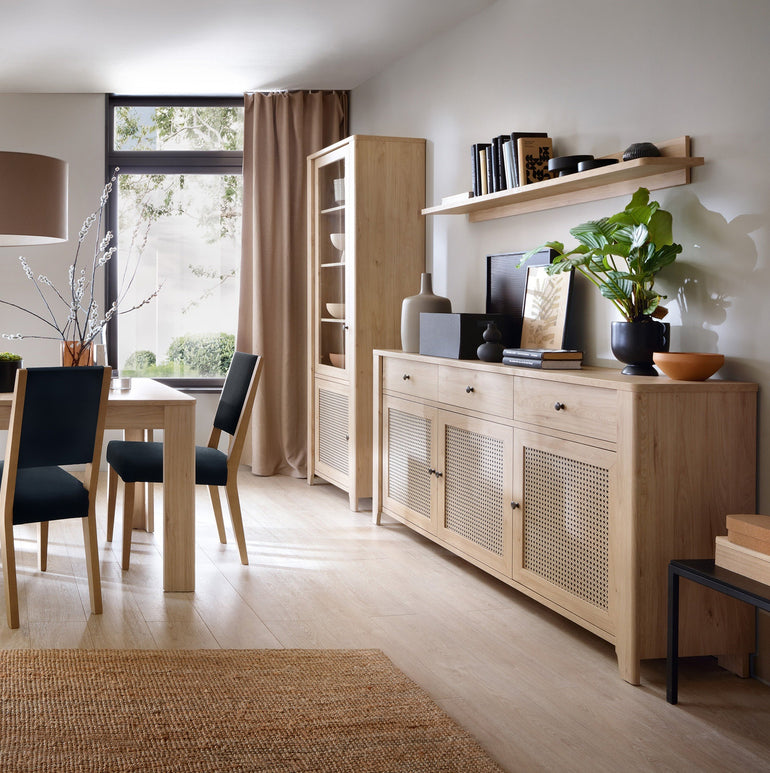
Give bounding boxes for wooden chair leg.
[37,521,49,572]
[146,430,154,534]
[107,465,118,542]
[224,479,248,565]
[82,511,102,615]
[121,482,136,571]
[209,486,227,544]
[1,520,19,629]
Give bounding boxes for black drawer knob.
[403,373,410,380]
[554,402,565,411]
[466,385,474,393]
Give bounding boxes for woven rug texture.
[0,648,504,772]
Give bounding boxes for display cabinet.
[307,135,426,509]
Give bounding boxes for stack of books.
[501,348,583,369]
[471,131,553,195]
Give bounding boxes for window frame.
[105,94,244,391]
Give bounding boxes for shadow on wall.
[660,191,765,382]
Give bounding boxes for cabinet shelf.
[422,136,703,223]
[321,204,345,215]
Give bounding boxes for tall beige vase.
[400,273,452,353]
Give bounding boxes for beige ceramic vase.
[400,273,452,353]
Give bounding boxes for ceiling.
[1,0,495,95]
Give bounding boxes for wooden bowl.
[329,353,345,368]
[653,352,724,381]
[325,303,345,319]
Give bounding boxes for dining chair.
[0,366,111,629]
[106,352,263,568]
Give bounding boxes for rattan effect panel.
[444,425,504,556]
[318,387,349,475]
[387,408,432,519]
[523,446,609,609]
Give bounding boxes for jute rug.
[0,649,504,772]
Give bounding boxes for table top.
[670,558,770,608]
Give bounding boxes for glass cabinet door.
[314,150,347,374]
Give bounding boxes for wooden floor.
[1,472,768,772]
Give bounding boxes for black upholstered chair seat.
[106,441,228,487]
[0,462,89,525]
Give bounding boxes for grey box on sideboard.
[419,312,517,359]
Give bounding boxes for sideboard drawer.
[514,377,617,442]
[438,366,513,419]
[382,358,438,400]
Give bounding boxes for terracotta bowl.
[653,352,724,381]
[329,353,345,368]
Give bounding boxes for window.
[106,96,244,389]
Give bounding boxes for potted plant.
[522,186,682,375]
[0,352,22,392]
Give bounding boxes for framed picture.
[520,266,573,349]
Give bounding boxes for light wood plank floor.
[1,472,768,772]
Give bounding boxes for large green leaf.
[647,209,674,246]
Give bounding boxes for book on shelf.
[471,142,491,196]
[501,348,583,361]
[502,137,515,190]
[517,136,554,185]
[510,132,548,187]
[502,356,582,369]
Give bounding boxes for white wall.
[0,93,218,447]
[351,0,770,510]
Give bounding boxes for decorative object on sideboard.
[577,158,619,172]
[476,321,505,362]
[419,312,516,360]
[611,320,670,376]
[548,155,594,177]
[521,186,682,375]
[400,273,451,353]
[330,232,345,262]
[333,177,345,203]
[0,170,159,366]
[622,142,661,161]
[652,351,724,381]
[520,266,574,350]
[0,352,22,392]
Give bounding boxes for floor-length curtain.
[238,90,348,476]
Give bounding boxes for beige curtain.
[238,90,348,477]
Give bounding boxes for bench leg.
[666,565,680,704]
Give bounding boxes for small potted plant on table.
[0,352,22,392]
[523,186,682,375]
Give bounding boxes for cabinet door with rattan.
[314,377,351,491]
[436,411,513,576]
[512,428,617,636]
[381,395,439,535]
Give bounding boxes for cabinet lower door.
[512,429,617,635]
[437,411,513,576]
[314,378,351,490]
[381,395,438,534]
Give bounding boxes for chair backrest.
[14,367,111,468]
[213,352,261,437]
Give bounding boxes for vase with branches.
[0,171,159,365]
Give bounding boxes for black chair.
[106,352,263,568]
[0,366,111,629]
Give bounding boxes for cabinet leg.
[718,652,751,678]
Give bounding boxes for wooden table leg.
[162,403,195,591]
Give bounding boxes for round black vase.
[610,320,670,376]
[477,321,505,362]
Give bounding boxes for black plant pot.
[610,320,670,376]
[0,359,21,392]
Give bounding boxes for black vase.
[610,320,670,376]
[477,322,505,362]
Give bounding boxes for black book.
[502,348,583,360]
[510,132,548,187]
[472,142,491,196]
[490,138,500,192]
[502,356,582,369]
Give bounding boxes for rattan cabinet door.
[512,428,617,636]
[381,395,438,534]
[314,378,350,490]
[436,411,513,576]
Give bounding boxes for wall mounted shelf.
[422,136,704,223]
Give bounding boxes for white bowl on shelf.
[326,303,346,319]
[330,233,345,260]
[329,353,345,368]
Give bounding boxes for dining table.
[0,377,197,592]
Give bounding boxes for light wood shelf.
[423,136,704,223]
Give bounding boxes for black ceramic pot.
[0,359,21,392]
[610,319,669,376]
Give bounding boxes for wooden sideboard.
[372,350,758,684]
